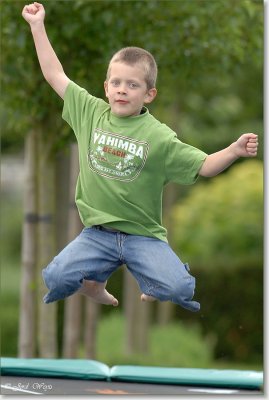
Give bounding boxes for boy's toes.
[110,295,119,307]
[141,293,156,302]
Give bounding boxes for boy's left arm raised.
[22,2,70,99]
[199,133,259,177]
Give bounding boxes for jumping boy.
[22,2,259,312]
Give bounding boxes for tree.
[36,130,58,357]
[123,269,152,355]
[18,130,38,357]
[62,143,83,358]
[1,0,263,358]
[2,1,263,150]
[171,160,263,362]
[172,160,263,270]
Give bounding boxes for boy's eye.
[110,80,139,88]
[129,82,138,88]
[111,80,120,86]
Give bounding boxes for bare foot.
[78,280,119,306]
[141,293,157,302]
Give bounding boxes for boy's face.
[104,62,157,117]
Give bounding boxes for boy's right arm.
[22,2,70,99]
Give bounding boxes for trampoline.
[0,357,263,396]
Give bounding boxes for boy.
[22,2,258,312]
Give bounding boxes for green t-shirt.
[62,81,207,242]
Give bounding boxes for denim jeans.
[42,226,200,312]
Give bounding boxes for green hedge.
[194,266,263,363]
[172,160,263,364]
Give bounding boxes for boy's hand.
[232,133,259,158]
[199,133,259,177]
[22,2,45,25]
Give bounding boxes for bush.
[172,160,263,269]
[1,262,20,357]
[1,189,22,356]
[194,266,263,363]
[171,160,263,364]
[96,311,214,368]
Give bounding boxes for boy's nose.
[117,84,127,94]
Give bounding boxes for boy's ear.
[104,81,108,97]
[144,88,157,104]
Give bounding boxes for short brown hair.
[106,47,158,89]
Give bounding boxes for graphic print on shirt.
[88,128,149,181]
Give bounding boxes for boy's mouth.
[116,100,129,104]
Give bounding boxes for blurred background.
[1,0,263,371]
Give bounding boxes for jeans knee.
[42,260,61,290]
[170,276,200,311]
[42,258,83,303]
[170,275,195,302]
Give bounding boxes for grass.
[1,257,21,356]
[1,189,23,357]
[96,311,214,368]
[1,264,263,371]
[95,312,262,371]
[0,192,263,371]
[0,254,263,371]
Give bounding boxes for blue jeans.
[42,226,200,312]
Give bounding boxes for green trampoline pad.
[110,365,263,390]
[1,358,109,380]
[1,358,263,390]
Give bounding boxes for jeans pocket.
[184,262,190,272]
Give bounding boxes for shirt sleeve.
[165,134,208,185]
[62,81,103,138]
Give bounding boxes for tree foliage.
[1,0,263,152]
[0,0,264,364]
[172,160,263,269]
[171,160,263,363]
